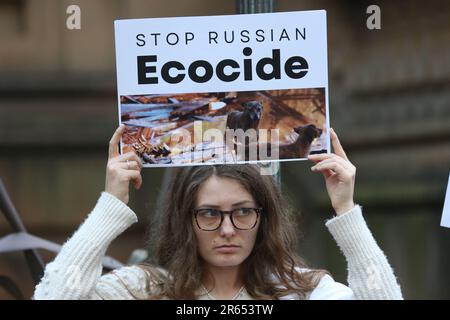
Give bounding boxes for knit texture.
[325,205,403,299]
[33,194,403,300]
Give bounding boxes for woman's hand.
[105,125,143,204]
[308,128,356,215]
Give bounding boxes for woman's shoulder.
[277,267,354,300]
[95,264,168,299]
[295,268,354,300]
[308,273,354,300]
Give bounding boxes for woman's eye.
[199,209,219,217]
[235,208,252,216]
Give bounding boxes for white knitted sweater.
[33,192,403,300]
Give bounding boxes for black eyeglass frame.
[193,207,262,231]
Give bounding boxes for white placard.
[114,10,330,167]
[440,173,450,228]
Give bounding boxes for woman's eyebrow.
[197,200,255,208]
[231,200,256,207]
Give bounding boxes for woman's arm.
[33,192,138,299]
[325,204,402,299]
[308,128,403,299]
[34,126,144,299]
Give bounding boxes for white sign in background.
[441,173,450,228]
[114,10,328,94]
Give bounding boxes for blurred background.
[1,0,449,299]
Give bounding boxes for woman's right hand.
[105,125,143,204]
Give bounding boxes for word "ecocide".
[137,47,308,84]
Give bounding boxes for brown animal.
[233,124,323,161]
[226,101,263,133]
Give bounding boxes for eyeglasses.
[193,207,261,231]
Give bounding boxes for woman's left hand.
[308,128,356,216]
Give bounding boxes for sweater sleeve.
[325,205,403,300]
[33,192,139,300]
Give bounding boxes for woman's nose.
[219,215,236,237]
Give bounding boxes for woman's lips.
[214,245,240,253]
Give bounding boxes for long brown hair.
[139,164,327,299]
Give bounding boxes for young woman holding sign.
[33,126,402,300]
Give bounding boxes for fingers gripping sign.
[105,125,143,204]
[308,128,356,215]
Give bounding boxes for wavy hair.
[139,164,327,299]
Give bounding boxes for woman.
[33,125,402,300]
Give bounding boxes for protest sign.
[114,10,329,167]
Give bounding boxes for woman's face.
[193,175,260,269]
